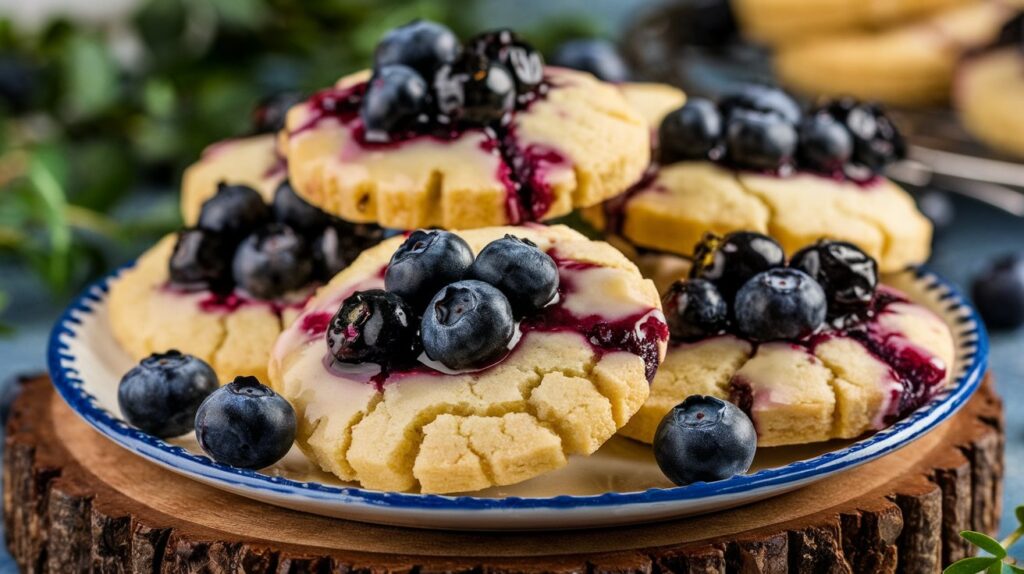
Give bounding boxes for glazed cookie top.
[269,225,668,493]
[180,135,286,225]
[281,22,650,230]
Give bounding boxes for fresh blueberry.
[195,376,296,469]
[662,279,729,342]
[434,53,516,127]
[972,254,1024,330]
[798,113,853,173]
[468,235,559,316]
[734,268,827,341]
[995,12,1023,49]
[374,19,461,78]
[653,395,756,486]
[311,224,350,281]
[197,183,270,239]
[790,240,878,314]
[550,39,630,82]
[385,230,475,310]
[271,179,330,233]
[361,65,429,141]
[660,0,738,47]
[820,98,904,172]
[724,109,798,170]
[168,228,234,293]
[421,280,516,371]
[117,350,219,439]
[326,290,419,366]
[251,91,304,134]
[719,85,802,124]
[232,223,314,300]
[465,29,545,94]
[690,231,785,299]
[658,98,722,163]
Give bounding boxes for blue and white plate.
[48,266,987,530]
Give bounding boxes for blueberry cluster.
[118,352,296,469]
[327,231,559,372]
[360,20,545,141]
[169,181,382,300]
[658,86,905,179]
[663,232,879,343]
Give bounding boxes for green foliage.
[945,506,1024,573]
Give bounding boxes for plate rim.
[47,264,988,513]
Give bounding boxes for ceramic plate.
[48,265,987,530]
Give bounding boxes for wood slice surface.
[4,375,1004,573]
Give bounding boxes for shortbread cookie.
[180,135,286,225]
[957,47,1024,158]
[282,67,650,230]
[269,225,668,494]
[619,82,686,131]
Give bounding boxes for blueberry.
[790,240,877,314]
[468,235,559,316]
[995,12,1023,49]
[820,99,904,172]
[271,179,330,233]
[466,29,545,94]
[659,0,738,47]
[361,65,429,141]
[197,183,270,239]
[311,224,350,281]
[662,279,729,342]
[690,231,785,299]
[232,223,314,300]
[658,98,722,163]
[327,290,419,366]
[798,113,853,173]
[550,39,630,83]
[168,228,234,293]
[734,268,827,341]
[653,395,756,486]
[195,376,296,469]
[421,280,516,371]
[725,109,798,170]
[251,91,304,134]
[385,230,475,310]
[374,20,461,78]
[719,85,802,124]
[434,54,516,127]
[117,350,219,439]
[972,254,1024,330]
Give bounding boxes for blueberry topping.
[361,65,429,141]
[798,113,853,173]
[197,183,270,239]
[653,395,756,486]
[719,85,802,125]
[311,224,351,281]
[117,350,219,439]
[168,228,233,293]
[724,109,798,170]
[385,230,475,310]
[820,99,904,172]
[468,235,559,316]
[790,240,878,314]
[421,280,516,371]
[252,91,304,134]
[466,29,545,94]
[232,223,314,300]
[658,98,722,163]
[271,179,330,234]
[434,53,516,127]
[662,279,729,342]
[734,268,827,341]
[972,254,1024,331]
[374,19,461,78]
[326,290,419,366]
[690,231,785,299]
[550,39,630,83]
[195,376,297,469]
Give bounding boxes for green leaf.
[62,33,118,120]
[27,148,70,289]
[1016,505,1024,526]
[962,531,1007,559]
[944,557,998,574]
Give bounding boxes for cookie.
[281,68,650,230]
[621,286,956,446]
[618,82,686,131]
[180,134,287,225]
[268,225,668,494]
[774,2,1016,106]
[956,47,1024,158]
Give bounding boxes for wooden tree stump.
[4,376,1004,573]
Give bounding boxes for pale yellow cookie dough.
[269,225,665,494]
[619,82,686,130]
[957,47,1024,159]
